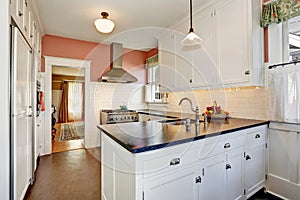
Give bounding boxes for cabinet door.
[226,147,244,200]
[245,144,265,197]
[175,38,194,90]
[22,0,29,36]
[193,9,219,88]
[200,154,226,199]
[158,32,176,91]
[216,0,249,85]
[143,165,200,200]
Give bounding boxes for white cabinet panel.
[226,147,244,200]
[143,165,200,200]
[245,144,265,196]
[158,32,176,91]
[201,154,226,199]
[268,129,298,182]
[216,0,249,85]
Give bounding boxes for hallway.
[24,149,101,200]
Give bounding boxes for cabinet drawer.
[246,131,265,147]
[199,135,245,159]
[141,140,204,179]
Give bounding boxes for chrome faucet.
[178,97,200,127]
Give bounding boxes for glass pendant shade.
[94,12,115,33]
[181,29,202,46]
[181,0,202,46]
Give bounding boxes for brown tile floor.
[24,149,101,200]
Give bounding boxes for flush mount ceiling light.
[181,0,202,46]
[94,12,115,33]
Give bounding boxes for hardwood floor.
[24,149,101,200]
[52,122,84,153]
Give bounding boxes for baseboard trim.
[267,173,300,199]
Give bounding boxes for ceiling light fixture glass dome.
[94,12,115,33]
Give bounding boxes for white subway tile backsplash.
[150,87,269,120]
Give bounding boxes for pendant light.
[94,12,115,33]
[181,0,202,46]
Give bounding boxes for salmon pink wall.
[42,34,147,83]
[146,48,158,59]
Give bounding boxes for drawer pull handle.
[224,143,231,149]
[255,134,261,139]
[170,158,180,166]
[246,155,251,160]
[226,164,232,170]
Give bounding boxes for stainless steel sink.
[159,118,196,125]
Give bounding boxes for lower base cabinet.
[200,147,244,200]
[143,164,200,200]
[101,125,267,200]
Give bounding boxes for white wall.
[149,86,269,120]
[0,0,11,199]
[86,82,147,148]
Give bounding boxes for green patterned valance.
[262,0,300,28]
[145,54,158,69]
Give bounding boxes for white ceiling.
[33,0,207,51]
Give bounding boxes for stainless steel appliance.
[100,109,139,124]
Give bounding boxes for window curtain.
[59,81,69,123]
[262,0,300,27]
[145,54,158,69]
[67,82,83,122]
[268,65,300,123]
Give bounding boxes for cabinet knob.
[170,158,180,166]
[224,143,231,149]
[195,176,201,183]
[246,155,251,160]
[18,11,23,17]
[225,164,232,170]
[255,134,261,139]
[245,70,250,75]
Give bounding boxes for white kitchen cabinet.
[200,147,244,200]
[143,164,200,200]
[216,0,249,85]
[226,147,244,200]
[10,0,43,54]
[158,32,176,92]
[200,154,226,199]
[158,0,263,89]
[101,125,267,200]
[245,129,266,198]
[192,5,220,88]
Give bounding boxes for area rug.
[59,122,84,141]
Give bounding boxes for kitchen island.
[98,113,269,200]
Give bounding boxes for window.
[287,15,300,61]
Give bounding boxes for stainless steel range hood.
[99,42,138,83]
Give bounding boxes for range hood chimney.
[99,42,138,83]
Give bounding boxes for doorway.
[44,56,91,155]
[51,66,85,153]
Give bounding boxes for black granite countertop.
[98,111,269,153]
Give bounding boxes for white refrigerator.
[10,25,34,200]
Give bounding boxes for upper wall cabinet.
[10,0,42,54]
[158,0,263,91]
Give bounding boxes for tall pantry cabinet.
[9,0,43,199]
